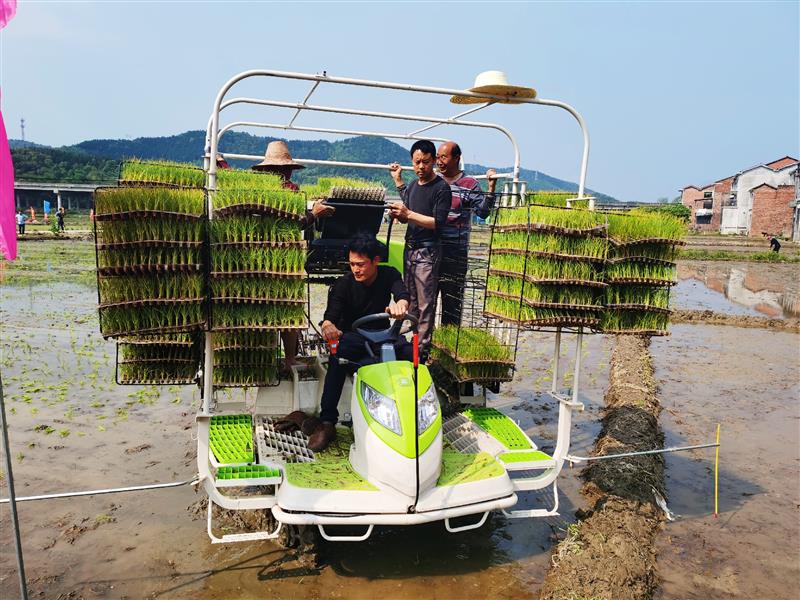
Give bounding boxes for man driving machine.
[276,233,411,452]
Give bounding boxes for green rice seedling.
[213,331,279,350]
[605,261,676,283]
[605,285,670,309]
[489,253,527,275]
[120,159,206,188]
[495,206,530,227]
[522,284,601,307]
[301,176,385,199]
[210,215,303,244]
[212,304,306,330]
[430,347,514,382]
[210,277,305,301]
[216,169,284,191]
[99,219,204,245]
[485,295,535,323]
[98,246,202,269]
[527,205,605,232]
[214,348,277,368]
[211,247,306,274]
[605,210,686,243]
[95,188,205,216]
[525,232,608,259]
[431,325,513,363]
[601,309,669,334]
[119,361,198,383]
[487,274,524,298]
[611,242,679,262]
[213,188,306,218]
[99,274,204,303]
[100,302,204,336]
[491,231,529,251]
[523,256,602,282]
[213,364,279,387]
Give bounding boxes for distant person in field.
[435,141,498,325]
[388,139,452,358]
[770,235,781,253]
[250,140,334,371]
[15,210,26,235]
[57,207,65,232]
[215,154,230,169]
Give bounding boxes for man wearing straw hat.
[251,140,334,370]
[388,140,451,359]
[435,141,497,326]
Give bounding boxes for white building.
[720,157,798,235]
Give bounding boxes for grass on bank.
[678,249,800,262]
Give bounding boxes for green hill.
[11,132,616,201]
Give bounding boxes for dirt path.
[539,336,664,600]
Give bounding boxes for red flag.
[0,90,16,261]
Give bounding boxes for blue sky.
[1,1,797,201]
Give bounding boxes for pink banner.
[0,93,16,261]
[0,0,16,29]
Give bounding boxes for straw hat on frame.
[450,71,537,105]
[251,140,306,171]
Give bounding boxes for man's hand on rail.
[389,162,404,188]
[388,201,409,223]
[311,200,335,219]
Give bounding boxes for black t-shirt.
[323,266,410,332]
[399,176,451,245]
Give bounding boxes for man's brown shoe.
[300,416,322,436]
[307,422,336,452]
[274,410,309,433]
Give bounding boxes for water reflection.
[675,261,799,318]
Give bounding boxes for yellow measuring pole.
[714,423,720,518]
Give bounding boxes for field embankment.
[539,336,664,600]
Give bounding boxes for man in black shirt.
[388,140,452,358]
[307,234,410,451]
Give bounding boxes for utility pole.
[20,118,25,142]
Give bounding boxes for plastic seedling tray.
[214,463,283,487]
[209,414,255,465]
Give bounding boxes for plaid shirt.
[441,173,495,243]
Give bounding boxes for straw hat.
[251,140,305,171]
[450,71,537,105]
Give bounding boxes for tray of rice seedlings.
[98,274,204,306]
[301,176,385,200]
[100,302,206,337]
[216,169,283,191]
[213,331,279,352]
[494,204,606,236]
[604,260,677,286]
[209,215,305,246]
[604,285,671,313]
[430,325,514,383]
[211,303,306,331]
[116,333,202,385]
[212,188,307,221]
[97,245,203,275]
[95,188,205,220]
[601,307,671,336]
[119,159,206,189]
[212,345,280,388]
[605,209,686,249]
[210,246,307,277]
[210,277,306,304]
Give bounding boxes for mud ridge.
[539,336,664,600]
[672,309,800,332]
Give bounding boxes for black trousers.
[439,242,469,326]
[319,331,413,424]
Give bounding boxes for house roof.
[765,156,799,169]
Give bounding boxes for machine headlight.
[361,382,402,435]
[417,384,439,434]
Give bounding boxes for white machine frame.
[198,69,593,539]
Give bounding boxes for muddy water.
[675,260,800,318]
[651,325,800,599]
[0,277,613,600]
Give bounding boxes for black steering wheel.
[351,312,419,345]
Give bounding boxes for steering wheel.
[351,312,419,345]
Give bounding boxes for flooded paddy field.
[1,242,798,599]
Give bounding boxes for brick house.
[750,184,795,238]
[683,155,799,237]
